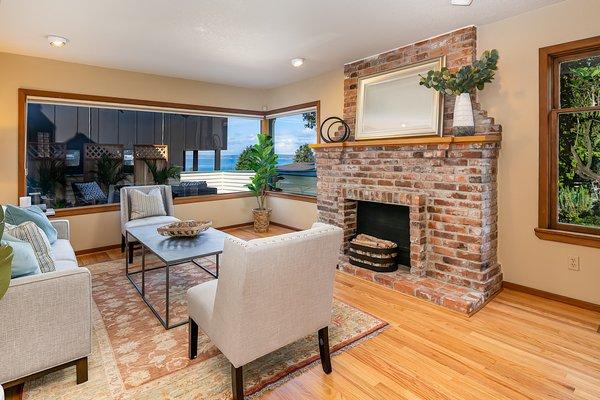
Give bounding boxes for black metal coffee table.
[125,224,225,329]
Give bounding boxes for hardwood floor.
[7,224,600,399]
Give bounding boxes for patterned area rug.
[24,257,387,399]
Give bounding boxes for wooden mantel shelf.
[310,134,502,149]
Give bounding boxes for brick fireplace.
[312,27,502,314]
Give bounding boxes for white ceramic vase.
[453,92,475,136]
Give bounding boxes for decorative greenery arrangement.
[144,160,182,185]
[37,160,66,197]
[0,207,13,300]
[235,145,255,171]
[293,144,315,163]
[94,154,127,192]
[245,133,279,210]
[419,49,499,95]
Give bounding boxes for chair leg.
[231,364,244,400]
[318,327,332,374]
[76,357,88,384]
[121,235,125,252]
[188,318,198,359]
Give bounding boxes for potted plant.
[144,160,182,185]
[94,154,127,193]
[419,49,499,135]
[246,133,279,232]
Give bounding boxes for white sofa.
[0,219,91,388]
[187,222,343,400]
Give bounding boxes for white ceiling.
[0,0,563,89]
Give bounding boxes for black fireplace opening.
[354,200,411,269]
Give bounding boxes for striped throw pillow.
[130,188,167,220]
[6,221,56,273]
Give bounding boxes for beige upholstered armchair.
[187,222,343,400]
[120,185,178,262]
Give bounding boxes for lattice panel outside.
[134,145,168,161]
[84,143,124,160]
[27,143,67,160]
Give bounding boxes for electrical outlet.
[568,256,580,271]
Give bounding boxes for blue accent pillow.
[5,205,58,244]
[2,233,41,278]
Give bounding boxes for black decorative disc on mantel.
[319,117,351,143]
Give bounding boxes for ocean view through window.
[270,110,317,196]
[24,98,261,210]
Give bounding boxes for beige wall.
[2,0,599,303]
[268,197,318,230]
[265,69,345,123]
[265,0,600,304]
[478,0,600,304]
[0,52,268,250]
[61,197,257,251]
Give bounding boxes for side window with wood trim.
[266,104,319,197]
[538,36,600,247]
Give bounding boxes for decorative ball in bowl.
[157,220,212,238]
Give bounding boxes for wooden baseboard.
[75,243,121,255]
[270,222,302,231]
[503,281,600,313]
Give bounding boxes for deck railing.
[180,171,254,193]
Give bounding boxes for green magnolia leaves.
[419,49,499,95]
[245,133,279,210]
[0,207,13,300]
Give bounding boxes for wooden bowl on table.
[157,220,212,238]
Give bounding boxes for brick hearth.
[312,26,502,314]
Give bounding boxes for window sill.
[534,227,600,248]
[267,191,317,203]
[49,192,254,218]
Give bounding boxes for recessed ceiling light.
[451,0,473,5]
[47,35,69,48]
[291,58,305,68]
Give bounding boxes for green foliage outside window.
[235,146,255,171]
[293,144,315,163]
[144,160,182,185]
[557,55,600,228]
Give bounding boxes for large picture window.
[267,104,318,196]
[21,91,261,212]
[537,36,600,247]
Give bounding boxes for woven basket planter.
[253,209,271,233]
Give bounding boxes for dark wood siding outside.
[26,103,229,167]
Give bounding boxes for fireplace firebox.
[351,201,410,270]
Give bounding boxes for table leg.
[216,254,219,278]
[165,262,170,329]
[125,233,129,274]
[141,244,146,296]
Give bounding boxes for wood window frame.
[264,101,321,199]
[536,35,600,248]
[18,89,267,217]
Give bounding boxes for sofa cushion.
[129,188,167,220]
[5,205,58,244]
[124,215,180,233]
[54,259,78,271]
[1,234,41,278]
[6,222,56,273]
[52,239,77,262]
